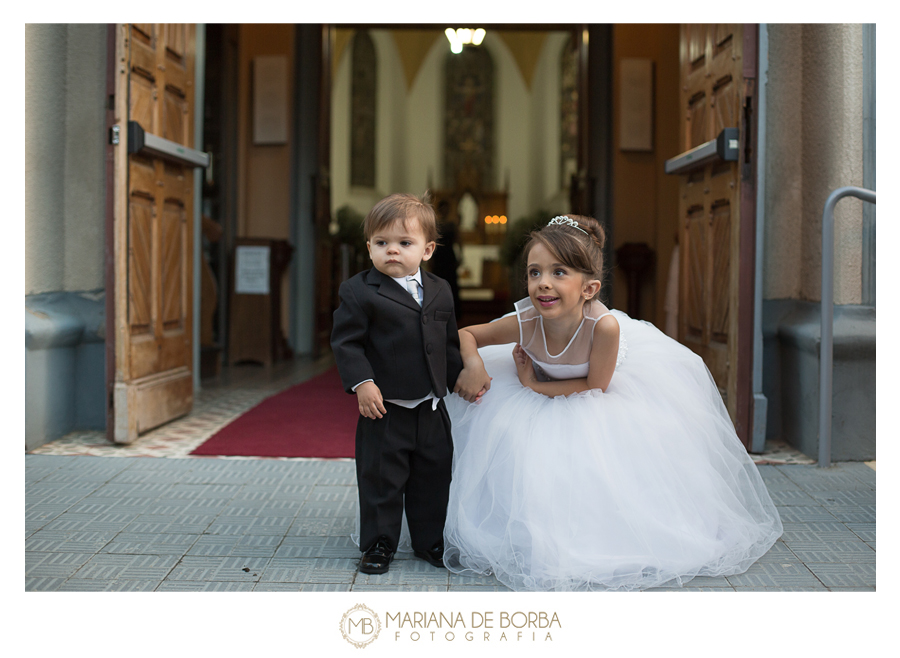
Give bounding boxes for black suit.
[331,268,463,553]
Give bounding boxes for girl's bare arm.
[453,315,520,401]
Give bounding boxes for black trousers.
[355,399,453,553]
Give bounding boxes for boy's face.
[366,217,435,279]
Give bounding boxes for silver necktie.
[407,277,422,306]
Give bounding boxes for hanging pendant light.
[445,27,486,54]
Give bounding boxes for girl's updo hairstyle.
[523,214,607,300]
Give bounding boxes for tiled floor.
[26,357,873,592]
[25,455,875,592]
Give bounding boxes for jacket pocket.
[434,310,451,322]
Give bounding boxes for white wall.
[405,35,446,195]
[530,33,571,213]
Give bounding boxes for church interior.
[198,24,682,375]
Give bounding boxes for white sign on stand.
[235,245,270,294]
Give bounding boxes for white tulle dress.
[438,298,782,591]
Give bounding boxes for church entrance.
[326,25,609,328]
[149,23,756,449]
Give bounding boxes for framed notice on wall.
[253,55,288,145]
[619,58,654,152]
[235,245,270,294]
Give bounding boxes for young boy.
[331,192,464,574]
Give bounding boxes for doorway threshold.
[29,354,335,459]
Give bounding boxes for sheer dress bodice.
[514,298,627,381]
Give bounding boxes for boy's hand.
[356,381,387,419]
[454,365,492,403]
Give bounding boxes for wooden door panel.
[710,200,731,342]
[713,25,737,56]
[163,89,188,143]
[128,197,154,331]
[684,204,706,336]
[133,367,192,434]
[165,24,187,60]
[161,201,184,328]
[132,24,154,42]
[712,75,736,133]
[686,24,707,71]
[688,91,708,148]
[130,75,155,130]
[113,23,195,442]
[678,23,748,435]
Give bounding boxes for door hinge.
[109,124,121,146]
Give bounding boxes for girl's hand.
[454,365,492,403]
[513,345,537,389]
[355,381,387,419]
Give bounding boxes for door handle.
[127,121,210,168]
[664,128,739,175]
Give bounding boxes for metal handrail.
[819,186,876,467]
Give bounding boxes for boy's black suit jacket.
[331,268,463,400]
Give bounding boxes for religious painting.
[351,30,376,188]
[560,36,578,188]
[445,46,494,189]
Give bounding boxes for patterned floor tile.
[804,562,876,588]
[73,553,180,580]
[26,552,95,578]
[259,558,318,582]
[398,561,450,586]
[300,583,353,591]
[731,586,827,592]
[102,533,201,555]
[156,581,256,592]
[254,582,303,591]
[302,558,358,584]
[165,556,270,582]
[845,523,876,542]
[786,541,875,564]
[725,562,821,588]
[25,577,67,591]
[353,584,448,592]
[769,490,818,506]
[780,522,862,543]
[26,530,118,553]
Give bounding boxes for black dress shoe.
[359,539,395,574]
[414,543,445,569]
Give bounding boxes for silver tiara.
[547,215,589,236]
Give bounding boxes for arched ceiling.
[332,28,557,91]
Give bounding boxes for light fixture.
[445,27,486,54]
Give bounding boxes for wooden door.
[677,24,756,445]
[110,24,196,443]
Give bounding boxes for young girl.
[445,214,783,591]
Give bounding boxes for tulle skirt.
[439,311,782,591]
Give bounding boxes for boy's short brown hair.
[362,192,438,244]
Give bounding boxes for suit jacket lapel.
[421,272,438,312]
[367,268,421,312]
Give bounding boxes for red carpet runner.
[191,367,359,458]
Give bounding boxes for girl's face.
[526,242,600,320]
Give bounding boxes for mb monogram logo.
[340,603,382,648]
